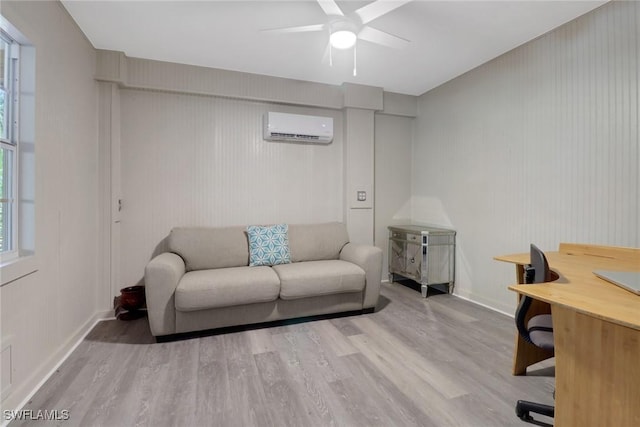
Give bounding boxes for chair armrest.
[340,243,383,309]
[144,252,185,336]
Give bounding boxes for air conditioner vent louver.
[263,112,333,144]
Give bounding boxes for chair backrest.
[530,244,552,283]
[515,244,550,344]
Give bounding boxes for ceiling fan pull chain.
[353,42,357,76]
[329,24,333,67]
[330,43,333,67]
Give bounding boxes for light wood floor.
[12,282,555,427]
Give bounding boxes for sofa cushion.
[175,266,280,311]
[288,222,349,262]
[247,224,291,266]
[169,226,249,271]
[273,260,365,300]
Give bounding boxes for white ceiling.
[61,0,608,96]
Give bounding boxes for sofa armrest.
[144,252,185,337]
[340,243,383,309]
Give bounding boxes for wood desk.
[495,243,640,427]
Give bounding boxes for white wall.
[93,53,409,292]
[118,90,344,287]
[0,0,102,412]
[413,1,639,313]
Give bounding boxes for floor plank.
[10,282,555,427]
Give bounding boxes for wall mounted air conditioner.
[263,112,333,144]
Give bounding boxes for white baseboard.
[1,309,113,426]
[452,293,514,318]
[383,278,514,318]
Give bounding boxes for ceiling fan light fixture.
[330,30,357,49]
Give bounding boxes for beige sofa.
[144,222,383,339]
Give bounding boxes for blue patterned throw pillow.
[246,224,291,266]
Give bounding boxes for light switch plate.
[357,191,367,202]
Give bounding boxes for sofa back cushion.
[288,222,349,262]
[169,226,249,271]
[168,222,350,271]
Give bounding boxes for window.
[0,16,35,284]
[0,31,17,257]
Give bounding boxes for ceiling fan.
[263,0,414,76]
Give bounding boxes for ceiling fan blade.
[358,26,410,49]
[354,0,413,25]
[317,0,344,17]
[261,24,325,34]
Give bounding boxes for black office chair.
[514,244,555,423]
